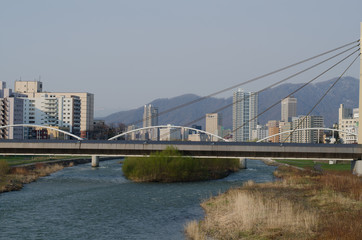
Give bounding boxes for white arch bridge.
[108,125,229,142]
[0,124,228,142]
[257,127,357,143]
[0,124,83,141]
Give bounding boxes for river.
[0,159,277,240]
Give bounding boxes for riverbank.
[0,157,119,193]
[185,164,362,239]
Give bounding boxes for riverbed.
[0,159,276,240]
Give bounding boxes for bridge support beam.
[91,155,100,167]
[239,158,247,169]
[352,159,362,176]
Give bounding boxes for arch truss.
[0,124,83,141]
[108,125,229,142]
[257,127,356,143]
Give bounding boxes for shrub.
[122,146,239,182]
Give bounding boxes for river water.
[0,159,276,240]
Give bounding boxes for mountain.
[103,77,359,129]
[104,94,232,128]
[259,76,359,127]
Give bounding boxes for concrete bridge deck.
[0,140,361,160]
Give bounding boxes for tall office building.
[205,113,222,141]
[14,81,94,138]
[281,96,297,122]
[143,104,158,140]
[232,89,258,142]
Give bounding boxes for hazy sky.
[1,0,361,117]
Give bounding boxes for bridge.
[1,25,362,176]
[0,139,361,158]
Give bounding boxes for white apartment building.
[232,89,258,142]
[251,125,269,141]
[338,104,358,144]
[159,125,181,141]
[0,81,25,139]
[24,94,81,134]
[14,81,93,138]
[291,115,324,143]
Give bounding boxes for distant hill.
[103,77,359,129]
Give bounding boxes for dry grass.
[185,166,362,239]
[0,160,10,176]
[186,189,317,240]
[320,171,362,201]
[185,221,205,240]
[1,163,71,193]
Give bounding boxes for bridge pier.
[352,159,362,176]
[91,155,100,167]
[239,158,247,169]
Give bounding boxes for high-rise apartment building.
[205,113,222,141]
[143,104,158,128]
[281,96,297,122]
[23,94,81,135]
[232,89,258,142]
[14,81,94,138]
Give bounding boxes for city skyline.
[1,1,362,117]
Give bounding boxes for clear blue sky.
[1,0,361,117]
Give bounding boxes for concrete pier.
[91,155,99,167]
[352,159,362,176]
[239,158,247,169]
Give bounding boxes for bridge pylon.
[358,23,362,144]
[354,22,362,176]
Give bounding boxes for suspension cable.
[282,52,361,143]
[228,48,361,140]
[155,46,360,141]
[126,40,360,127]
[175,45,359,131]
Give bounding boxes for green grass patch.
[0,155,86,166]
[275,159,351,171]
[122,146,240,182]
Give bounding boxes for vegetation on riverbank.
[275,159,351,171]
[185,165,362,239]
[122,147,240,182]
[0,160,73,193]
[2,155,85,166]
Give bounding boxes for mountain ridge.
[103,76,359,129]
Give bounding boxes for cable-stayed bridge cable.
[282,52,361,143]
[126,40,359,127]
[228,48,361,140]
[173,45,359,132]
